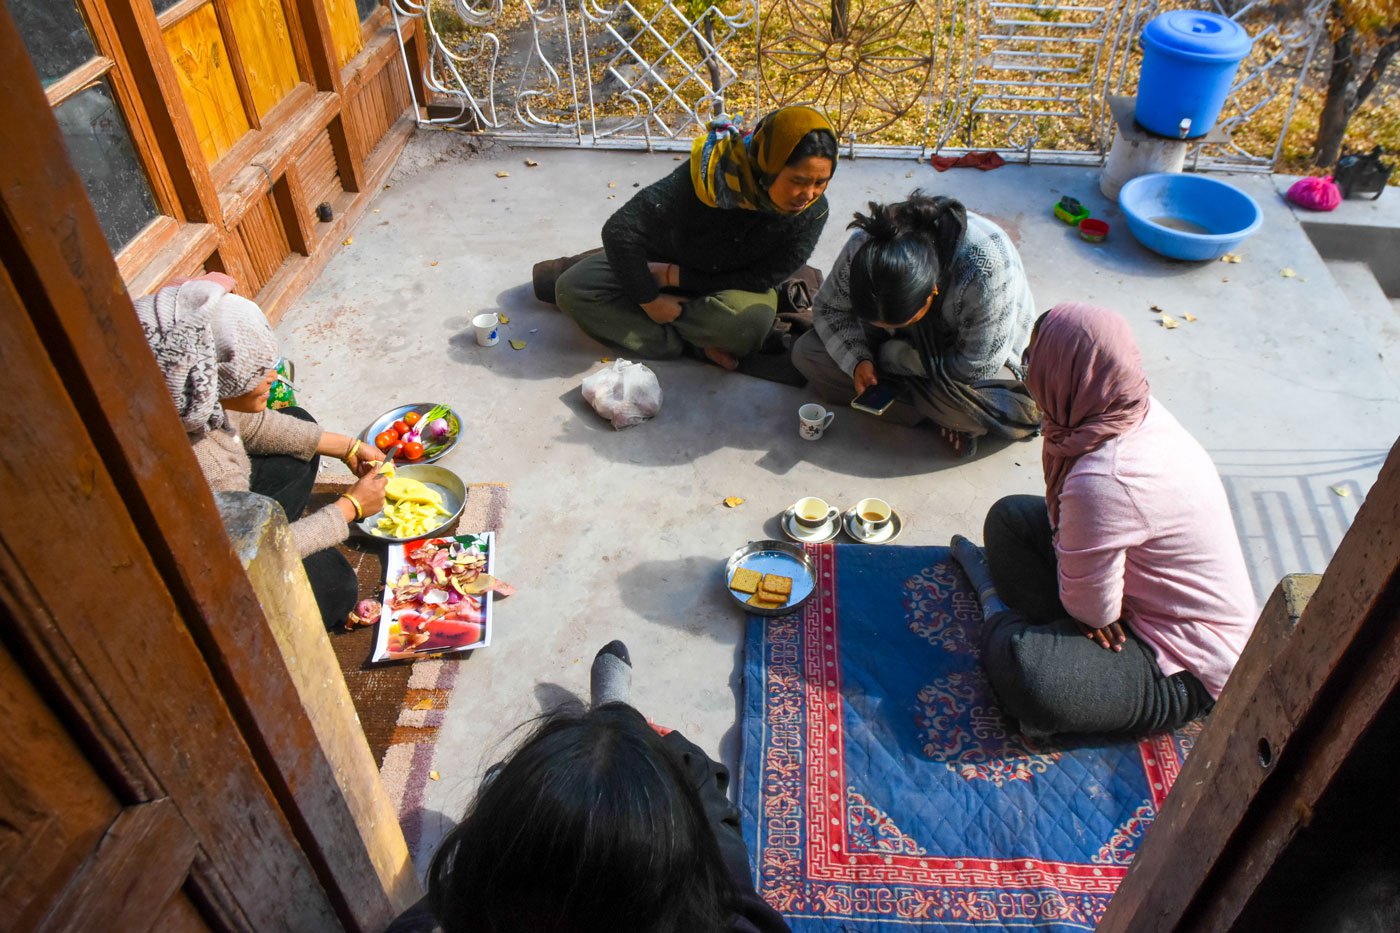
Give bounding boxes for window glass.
[54,80,161,252]
[150,0,185,12]
[355,0,381,20]
[11,0,98,87]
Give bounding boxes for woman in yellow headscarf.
[548,106,837,370]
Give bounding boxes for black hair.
[786,127,838,168]
[426,703,737,933]
[846,190,967,326]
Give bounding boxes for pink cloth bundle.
[1286,176,1341,211]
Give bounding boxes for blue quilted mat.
[739,544,1200,931]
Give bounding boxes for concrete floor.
[276,128,1400,866]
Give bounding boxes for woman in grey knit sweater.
[791,192,1039,457]
[134,275,386,628]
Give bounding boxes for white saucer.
[843,508,903,544]
[781,510,840,544]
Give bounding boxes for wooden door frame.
[1,7,417,930]
[1100,439,1400,931]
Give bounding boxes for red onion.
[426,417,450,440]
[347,598,383,629]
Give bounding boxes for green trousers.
[555,253,777,359]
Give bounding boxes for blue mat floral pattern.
[740,544,1200,931]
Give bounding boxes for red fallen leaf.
[490,579,516,597]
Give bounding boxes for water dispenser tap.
[1179,117,1192,138]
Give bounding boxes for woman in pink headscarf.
[950,302,1258,739]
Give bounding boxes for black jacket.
[602,164,828,305]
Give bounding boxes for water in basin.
[1149,215,1213,235]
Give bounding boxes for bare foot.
[937,425,978,459]
[702,346,739,370]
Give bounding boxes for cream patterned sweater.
[190,408,348,558]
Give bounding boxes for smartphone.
[850,382,898,415]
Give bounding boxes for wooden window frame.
[35,0,191,277]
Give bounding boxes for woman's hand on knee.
[853,360,878,394]
[641,294,685,325]
[1078,620,1126,652]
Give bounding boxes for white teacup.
[798,403,834,441]
[791,496,839,531]
[472,312,500,347]
[854,497,893,537]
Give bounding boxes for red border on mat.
[782,543,1190,897]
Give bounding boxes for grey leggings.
[980,494,1214,739]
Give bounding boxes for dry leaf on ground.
[1183,312,1197,322]
[342,236,353,246]
[1281,267,1296,277]
[525,159,538,167]
[509,339,527,350]
[607,180,617,188]
[1330,485,1350,497]
[498,313,510,324]
[429,770,441,781]
[430,260,439,266]
[723,496,745,508]
[1159,314,1180,329]
[496,171,510,178]
[1220,253,1242,263]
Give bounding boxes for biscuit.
[730,567,762,594]
[759,574,793,598]
[747,592,786,608]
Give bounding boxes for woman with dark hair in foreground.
[386,642,787,933]
[791,191,1039,457]
[552,106,837,370]
[950,303,1257,740]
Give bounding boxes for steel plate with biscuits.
[724,540,816,616]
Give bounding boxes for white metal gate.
[390,0,1330,169]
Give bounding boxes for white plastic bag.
[580,358,662,429]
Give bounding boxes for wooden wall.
[64,0,426,324]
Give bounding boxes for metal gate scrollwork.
[390,0,1330,170]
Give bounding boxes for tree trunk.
[831,0,849,40]
[1314,21,1358,168]
[691,15,724,115]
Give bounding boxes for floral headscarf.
[689,105,834,213]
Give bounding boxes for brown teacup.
[854,497,892,537]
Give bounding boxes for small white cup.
[854,497,893,537]
[798,403,834,440]
[472,312,500,347]
[791,496,839,531]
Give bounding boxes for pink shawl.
[1027,302,1151,527]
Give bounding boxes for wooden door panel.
[154,889,212,933]
[38,799,199,932]
[0,255,337,928]
[0,640,122,931]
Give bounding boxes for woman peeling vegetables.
[135,274,387,629]
[547,106,837,370]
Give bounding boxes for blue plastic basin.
[1119,173,1262,261]
[1137,11,1252,138]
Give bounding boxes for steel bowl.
[355,463,466,543]
[724,539,818,617]
[361,402,462,465]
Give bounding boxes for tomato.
[404,411,422,427]
[392,420,411,436]
[403,441,425,461]
[375,431,398,451]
